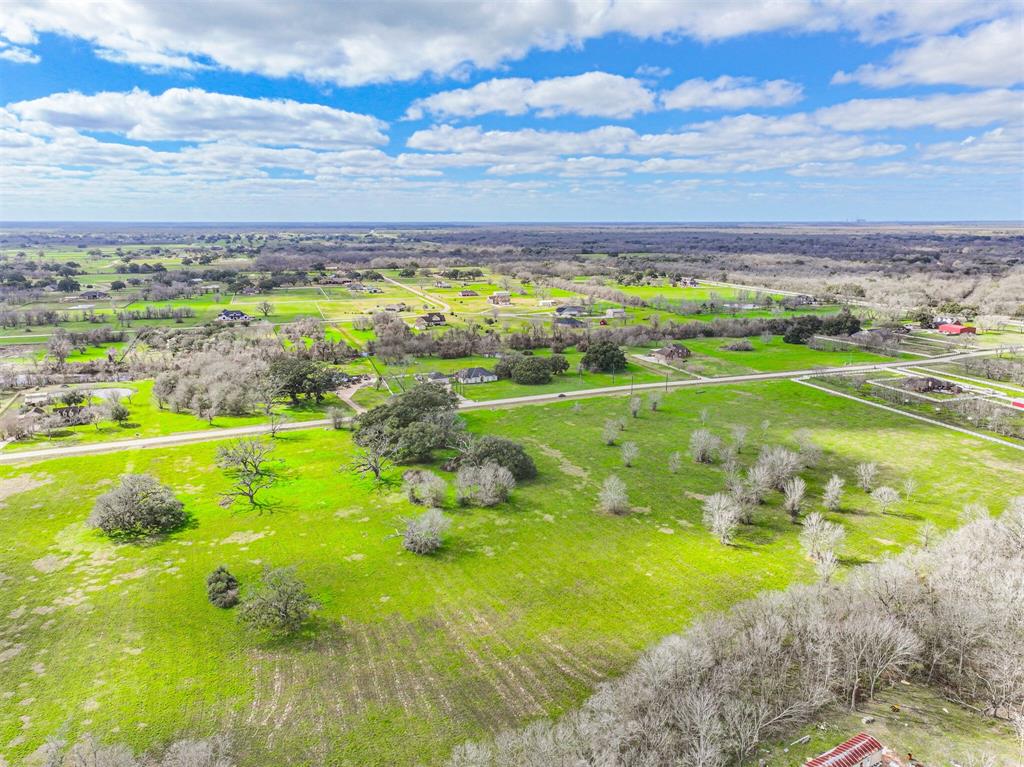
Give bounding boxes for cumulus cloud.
[405,72,655,120]
[661,76,803,110]
[0,0,1015,85]
[9,88,387,148]
[833,18,1024,88]
[815,89,1024,131]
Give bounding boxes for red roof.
[938,323,976,334]
[806,733,884,767]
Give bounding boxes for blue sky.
[0,1,1021,221]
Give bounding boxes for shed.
[605,307,627,319]
[805,733,884,767]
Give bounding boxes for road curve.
[0,347,1011,464]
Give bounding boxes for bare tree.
[871,486,900,514]
[668,451,682,474]
[217,438,278,508]
[855,461,878,492]
[257,300,274,317]
[703,493,742,545]
[628,396,642,418]
[902,476,918,501]
[689,428,720,463]
[598,475,629,515]
[621,441,639,467]
[800,512,846,582]
[602,418,622,446]
[823,474,845,512]
[729,424,749,453]
[404,469,447,506]
[456,464,515,506]
[783,476,806,523]
[326,406,347,430]
[267,412,289,438]
[647,391,663,412]
[350,438,395,484]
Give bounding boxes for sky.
[0,1,1022,222]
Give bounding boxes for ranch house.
[455,367,498,384]
[487,291,512,305]
[415,312,447,329]
[651,344,692,363]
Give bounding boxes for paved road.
[0,347,1010,464]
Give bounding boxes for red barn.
[938,323,976,335]
[806,732,884,767]
[1012,399,1024,410]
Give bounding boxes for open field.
[1,380,1021,765]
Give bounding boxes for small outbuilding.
[938,323,976,335]
[459,289,479,297]
[605,307,627,319]
[487,291,512,305]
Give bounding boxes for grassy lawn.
[681,335,904,375]
[0,381,1021,765]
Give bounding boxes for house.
[384,303,408,312]
[938,323,976,335]
[415,312,447,329]
[651,344,692,363]
[555,305,585,317]
[605,307,627,319]
[216,309,252,322]
[365,286,383,294]
[554,317,585,328]
[932,314,960,326]
[487,291,512,305]
[805,732,884,767]
[347,282,367,292]
[459,289,479,297]
[455,367,498,384]
[538,299,557,307]
[434,280,451,288]
[80,290,110,300]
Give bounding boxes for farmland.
[0,224,1021,766]
[1,379,1021,765]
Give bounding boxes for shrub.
[621,441,638,467]
[823,474,845,511]
[88,474,186,538]
[237,566,317,636]
[783,476,807,523]
[206,566,240,608]
[856,461,879,491]
[872,486,900,514]
[398,508,451,554]
[720,339,754,351]
[403,469,448,506]
[667,451,682,474]
[598,475,629,515]
[456,463,516,506]
[510,355,553,385]
[602,418,622,446]
[460,435,537,480]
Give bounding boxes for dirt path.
[382,276,451,312]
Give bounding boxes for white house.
[605,307,627,319]
[455,367,498,384]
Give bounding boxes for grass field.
[1,381,1022,765]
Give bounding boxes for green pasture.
[0,381,1021,765]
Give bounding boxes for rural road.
[0,347,1012,464]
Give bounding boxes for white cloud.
[9,88,387,148]
[833,18,1024,88]
[635,65,671,79]
[660,76,803,110]
[815,89,1024,131]
[0,39,40,63]
[0,1,1015,85]
[922,125,1024,165]
[405,72,655,120]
